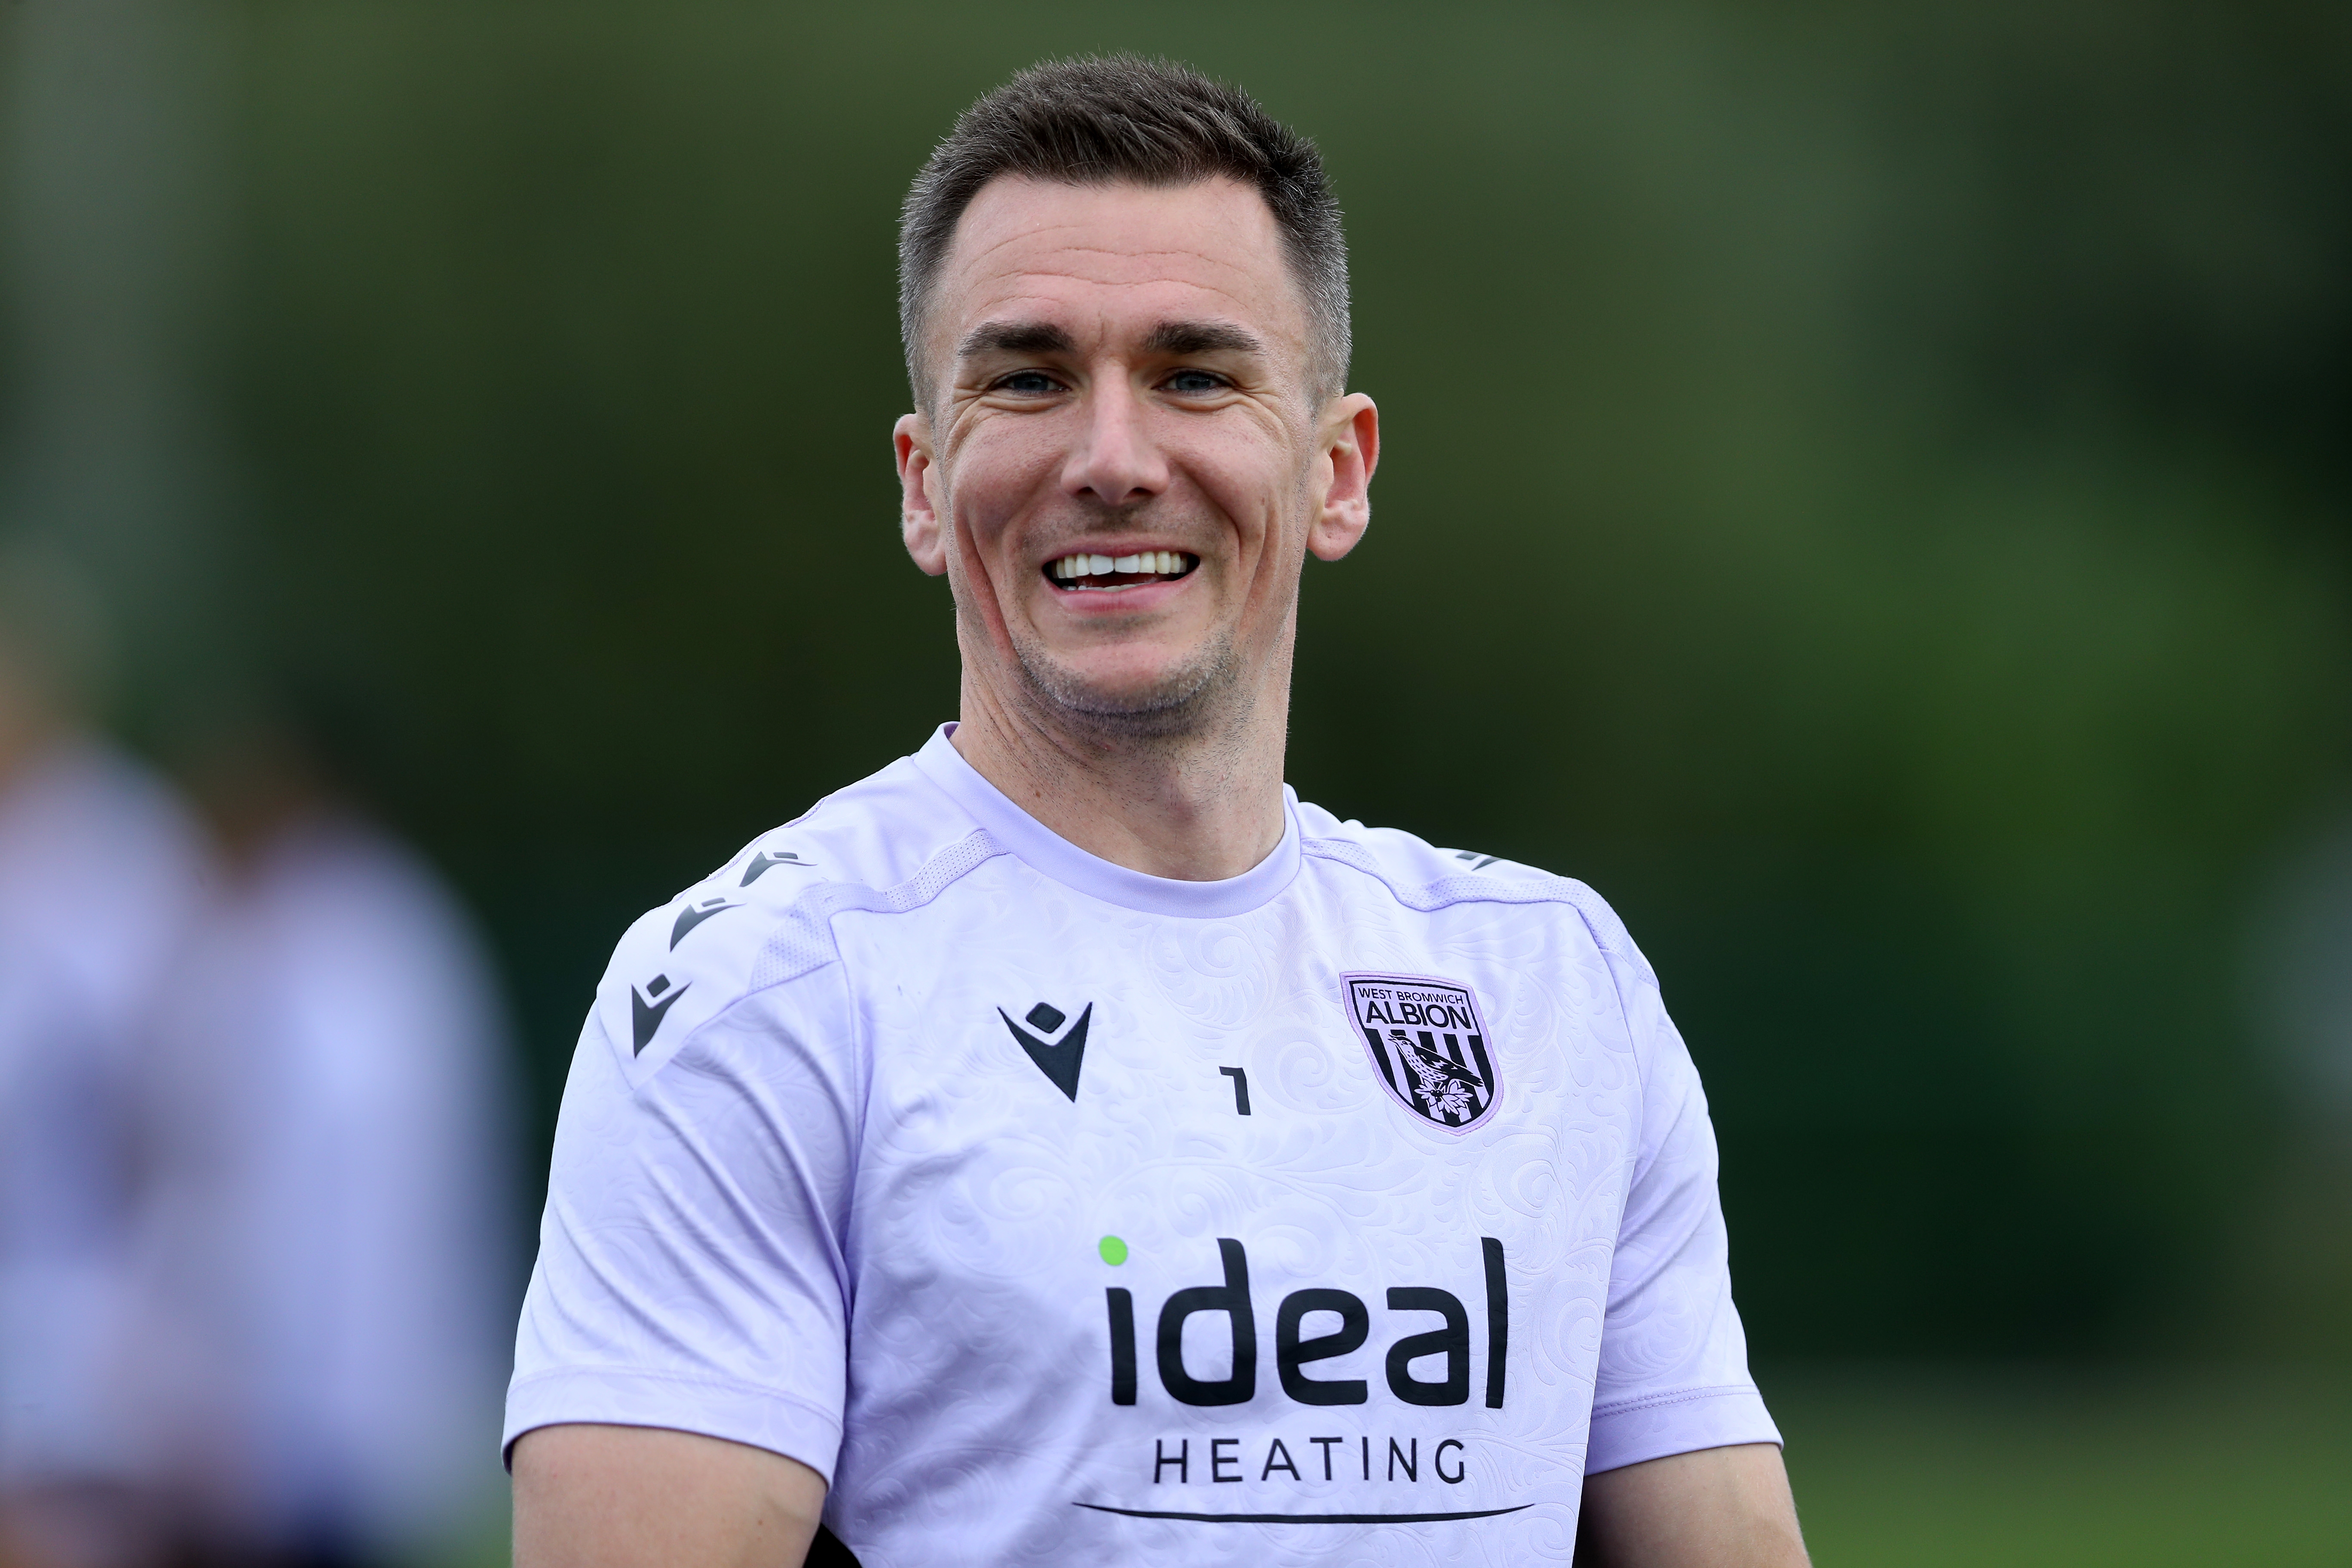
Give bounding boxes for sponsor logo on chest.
[1341,973,1498,1132]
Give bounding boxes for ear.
[895,412,948,576]
[1306,394,1379,563]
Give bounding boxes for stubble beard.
[1005,617,1246,744]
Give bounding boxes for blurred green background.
[6,3,2350,1560]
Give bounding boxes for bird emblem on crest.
[1395,1032,1481,1122]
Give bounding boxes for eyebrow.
[1142,320,1265,357]
[957,321,1076,359]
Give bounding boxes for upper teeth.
[1051,551,1189,580]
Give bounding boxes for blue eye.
[1163,370,1226,395]
[996,371,1062,395]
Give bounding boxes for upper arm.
[513,1424,826,1568]
[1576,1443,1808,1568]
[1587,936,1783,1471]
[505,960,862,1485]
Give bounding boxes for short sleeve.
[1584,955,1781,1475]
[503,963,861,1483]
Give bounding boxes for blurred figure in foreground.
[133,707,516,1568]
[0,553,213,1568]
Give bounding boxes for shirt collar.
[911,723,1301,919]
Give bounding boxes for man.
[509,56,1807,1568]
[0,554,212,1568]
[132,710,516,1567]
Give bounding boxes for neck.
[949,643,1293,883]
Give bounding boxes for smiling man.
[507,57,1807,1568]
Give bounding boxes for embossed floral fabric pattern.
[507,726,1778,1566]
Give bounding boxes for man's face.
[895,176,1376,737]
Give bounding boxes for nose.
[1060,374,1168,509]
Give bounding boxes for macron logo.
[631,974,689,1056]
[999,1001,1092,1102]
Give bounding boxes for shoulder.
[253,816,504,1026]
[0,740,212,1002]
[0,740,208,896]
[1291,798,1654,987]
[591,754,1001,1081]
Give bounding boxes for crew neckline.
[911,723,1300,919]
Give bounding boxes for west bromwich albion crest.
[1341,972,1499,1132]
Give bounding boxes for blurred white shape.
[0,740,211,1489]
[136,811,515,1561]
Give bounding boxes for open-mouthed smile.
[1044,551,1198,591]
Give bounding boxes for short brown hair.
[898,55,1350,408]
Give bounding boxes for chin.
[1017,638,1240,739]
